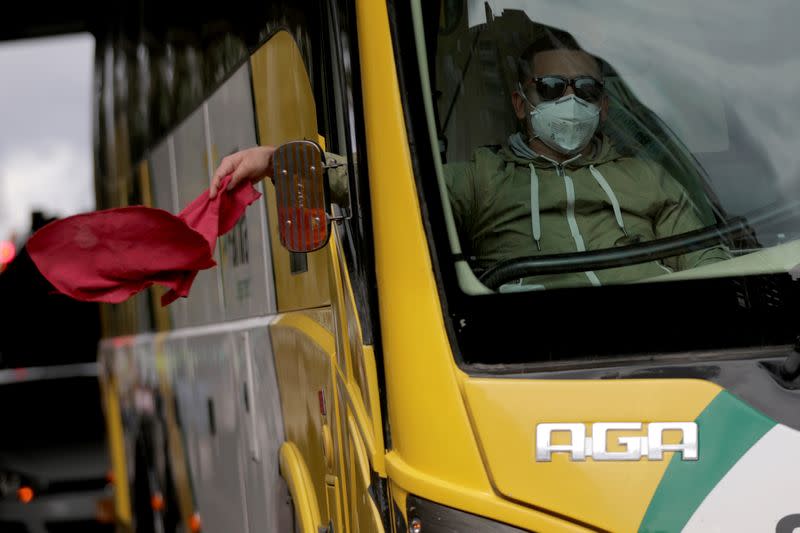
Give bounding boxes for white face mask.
[523,90,600,155]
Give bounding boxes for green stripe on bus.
[638,391,774,533]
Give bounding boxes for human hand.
[209,145,276,199]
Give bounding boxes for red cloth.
[27,176,261,306]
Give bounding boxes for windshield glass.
[417,0,800,294]
[398,0,800,365]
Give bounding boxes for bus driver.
[209,26,728,289]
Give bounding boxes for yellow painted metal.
[280,442,322,533]
[100,373,132,527]
[322,424,335,472]
[327,365,351,533]
[317,220,393,533]
[361,345,386,475]
[137,160,153,207]
[324,234,357,533]
[355,0,496,496]
[391,475,584,533]
[274,312,336,354]
[136,160,172,332]
[327,231,354,383]
[338,376,378,462]
[346,415,385,533]
[389,481,409,529]
[348,415,371,487]
[329,229,386,476]
[326,478,346,533]
[385,452,589,532]
[250,31,330,313]
[462,377,721,532]
[272,311,339,531]
[154,334,196,531]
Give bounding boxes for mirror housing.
[272,140,331,253]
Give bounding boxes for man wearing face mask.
[210,26,728,290]
[441,26,729,288]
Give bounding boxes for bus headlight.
[406,495,530,532]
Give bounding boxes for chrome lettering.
[535,423,586,461]
[535,422,698,462]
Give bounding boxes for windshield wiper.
[760,336,800,390]
[780,341,800,381]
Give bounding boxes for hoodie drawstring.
[529,160,627,251]
[529,160,602,286]
[529,163,541,251]
[589,164,628,237]
[513,133,630,287]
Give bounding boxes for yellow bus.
[91,0,800,532]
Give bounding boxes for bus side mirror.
[272,140,331,253]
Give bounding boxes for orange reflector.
[105,470,115,485]
[189,512,202,533]
[150,492,165,511]
[96,497,115,523]
[17,486,34,504]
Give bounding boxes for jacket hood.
[502,132,622,169]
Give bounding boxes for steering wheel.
[477,215,755,291]
[477,253,615,290]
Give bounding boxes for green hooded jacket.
[443,133,729,289]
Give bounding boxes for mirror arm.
[328,210,351,223]
[324,158,352,223]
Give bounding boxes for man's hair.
[517,27,602,84]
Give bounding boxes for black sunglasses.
[527,75,604,103]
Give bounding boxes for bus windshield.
[405,0,800,365]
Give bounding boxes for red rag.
[26,176,261,306]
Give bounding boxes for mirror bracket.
[327,205,352,224]
[328,212,350,223]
